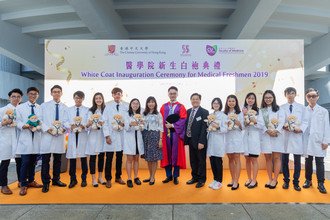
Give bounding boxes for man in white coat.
[0,88,23,195]
[64,91,89,188]
[103,87,128,188]
[281,87,308,191]
[16,87,43,196]
[302,88,330,194]
[40,85,68,193]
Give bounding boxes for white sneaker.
[208,180,217,188]
[212,181,223,190]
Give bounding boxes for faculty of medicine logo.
[206,45,217,56]
[108,45,116,54]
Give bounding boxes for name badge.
[196,116,202,121]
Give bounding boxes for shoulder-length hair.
[261,90,279,112]
[128,98,141,116]
[143,96,158,115]
[211,97,223,111]
[224,94,241,115]
[89,92,105,114]
[244,92,259,113]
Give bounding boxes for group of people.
[0,85,329,197]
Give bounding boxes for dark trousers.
[105,151,123,181]
[165,165,180,178]
[0,159,10,186]
[69,158,88,181]
[89,153,105,174]
[188,140,206,183]
[20,154,37,187]
[210,156,223,182]
[15,158,22,182]
[282,153,301,185]
[41,153,62,184]
[305,155,325,184]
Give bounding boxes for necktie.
[31,104,35,115]
[116,104,119,112]
[31,104,35,139]
[289,104,293,114]
[76,107,80,147]
[55,103,59,120]
[186,109,195,138]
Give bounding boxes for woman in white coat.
[224,95,244,190]
[302,88,330,194]
[207,98,227,190]
[0,88,23,195]
[64,91,89,188]
[260,90,285,189]
[123,98,145,188]
[242,92,264,189]
[85,92,106,187]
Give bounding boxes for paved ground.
[2,163,330,220]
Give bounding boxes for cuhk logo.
[206,45,217,56]
[108,45,116,54]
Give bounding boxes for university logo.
[206,45,217,56]
[108,45,116,54]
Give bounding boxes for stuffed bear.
[26,114,41,132]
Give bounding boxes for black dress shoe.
[162,177,173,183]
[149,180,155,185]
[227,183,233,187]
[269,181,278,189]
[143,178,150,183]
[282,182,289,189]
[247,182,258,189]
[195,182,205,188]
[53,180,67,187]
[134,178,142,185]
[127,180,133,188]
[173,177,179,185]
[317,183,327,194]
[186,179,198,185]
[42,183,49,193]
[93,183,99,187]
[294,184,301,191]
[264,183,270,188]
[81,180,87,187]
[68,179,78,188]
[303,180,312,188]
[231,183,240,190]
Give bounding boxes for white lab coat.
[123,113,145,155]
[40,100,67,154]
[303,104,330,157]
[64,105,89,159]
[102,101,128,152]
[225,111,244,154]
[0,103,18,160]
[15,101,42,155]
[281,102,308,155]
[85,109,104,155]
[260,107,285,153]
[207,111,228,157]
[243,111,264,156]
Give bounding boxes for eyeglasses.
[307,95,318,99]
[10,96,21,99]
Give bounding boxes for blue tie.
[289,104,293,114]
[31,104,35,115]
[76,107,80,116]
[55,103,59,120]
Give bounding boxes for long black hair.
[89,92,105,114]
[211,97,223,111]
[128,98,141,116]
[261,90,279,112]
[224,94,241,115]
[143,96,158,115]
[244,92,259,113]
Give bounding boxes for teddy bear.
[90,114,103,130]
[26,114,41,132]
[72,116,83,133]
[228,113,239,131]
[204,114,219,132]
[51,120,65,136]
[112,114,124,131]
[2,108,16,127]
[244,109,257,126]
[133,114,144,130]
[284,115,300,132]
